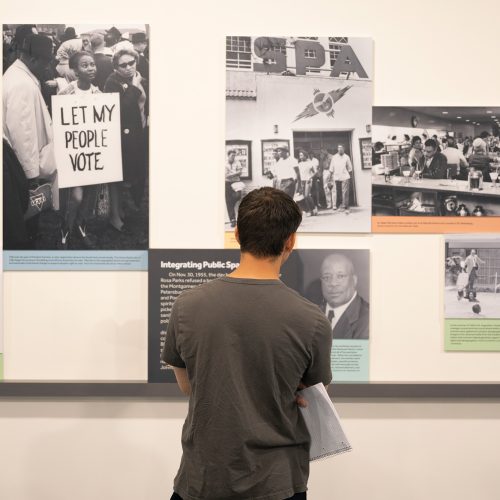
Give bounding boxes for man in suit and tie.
[320,253,369,339]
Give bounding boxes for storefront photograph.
[372,106,500,219]
[225,36,373,233]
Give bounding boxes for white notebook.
[298,383,352,461]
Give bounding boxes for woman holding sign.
[104,48,148,233]
[57,51,100,249]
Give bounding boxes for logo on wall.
[294,85,352,122]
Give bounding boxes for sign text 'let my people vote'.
[52,93,123,189]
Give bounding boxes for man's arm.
[293,165,302,190]
[161,300,190,395]
[173,367,191,396]
[4,83,42,179]
[438,155,448,179]
[302,315,333,387]
[458,150,468,168]
[346,155,353,172]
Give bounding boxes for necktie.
[328,310,335,323]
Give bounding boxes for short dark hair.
[480,131,490,139]
[411,135,421,146]
[425,138,437,150]
[447,137,457,149]
[237,187,302,258]
[69,51,94,70]
[374,141,384,151]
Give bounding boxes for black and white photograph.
[3,24,149,254]
[283,249,370,340]
[225,36,373,233]
[148,248,370,383]
[445,236,500,319]
[372,106,500,220]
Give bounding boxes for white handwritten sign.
[52,93,123,188]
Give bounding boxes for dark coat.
[323,294,370,340]
[93,53,113,92]
[423,152,447,179]
[3,139,30,249]
[104,71,148,182]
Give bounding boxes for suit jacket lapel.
[332,296,361,339]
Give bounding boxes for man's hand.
[28,177,40,190]
[295,382,308,408]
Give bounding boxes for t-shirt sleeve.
[161,300,186,368]
[302,315,333,386]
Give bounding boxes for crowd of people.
[373,131,500,183]
[3,25,149,250]
[225,144,355,226]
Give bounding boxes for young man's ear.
[283,233,296,254]
[234,226,240,244]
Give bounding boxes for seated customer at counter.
[408,136,424,170]
[441,137,468,180]
[468,138,493,182]
[422,139,447,179]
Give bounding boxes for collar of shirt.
[12,59,40,88]
[325,292,357,329]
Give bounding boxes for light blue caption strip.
[331,339,369,383]
[3,251,148,271]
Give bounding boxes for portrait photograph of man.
[280,248,370,381]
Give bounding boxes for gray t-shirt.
[162,276,332,500]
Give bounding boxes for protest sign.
[52,93,123,188]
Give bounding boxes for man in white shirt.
[464,249,486,293]
[329,145,353,214]
[275,146,301,199]
[441,137,468,179]
[320,253,369,339]
[3,34,56,248]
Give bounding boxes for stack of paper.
[298,383,352,461]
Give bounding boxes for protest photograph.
[445,236,500,319]
[225,36,373,233]
[372,106,500,223]
[3,24,149,252]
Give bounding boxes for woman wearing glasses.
[104,48,148,232]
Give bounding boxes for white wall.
[3,0,500,499]
[1,399,500,500]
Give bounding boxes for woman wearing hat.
[104,48,148,232]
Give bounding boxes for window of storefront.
[226,36,252,70]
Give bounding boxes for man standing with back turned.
[162,187,333,500]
